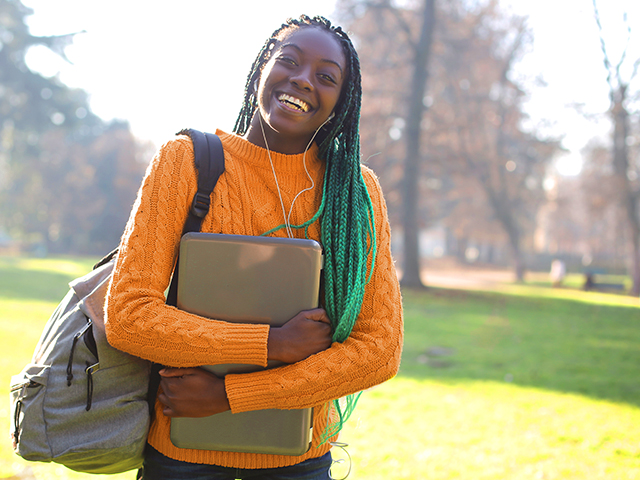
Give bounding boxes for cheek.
[258,60,286,89]
[257,66,284,107]
[328,79,347,110]
[256,79,273,112]
[325,88,344,114]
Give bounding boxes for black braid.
[233,15,376,444]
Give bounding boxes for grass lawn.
[1,256,639,479]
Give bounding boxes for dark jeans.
[139,445,332,480]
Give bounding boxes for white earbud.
[319,112,335,129]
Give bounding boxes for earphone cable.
[286,116,331,232]
[259,113,333,238]
[259,115,294,237]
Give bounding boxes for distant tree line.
[337,0,639,294]
[0,0,149,255]
[2,0,638,294]
[338,0,561,284]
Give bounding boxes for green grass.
[1,256,639,479]
[525,272,632,292]
[340,287,640,479]
[398,288,640,404]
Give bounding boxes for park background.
[1,0,639,478]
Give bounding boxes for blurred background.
[2,2,640,479]
[1,0,639,295]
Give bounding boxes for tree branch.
[363,0,418,52]
[615,12,632,78]
[387,4,418,52]
[630,56,640,83]
[592,0,616,92]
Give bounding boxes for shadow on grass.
[4,257,639,410]
[398,286,640,408]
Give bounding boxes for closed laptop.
[170,232,323,455]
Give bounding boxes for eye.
[319,73,337,84]
[277,56,297,66]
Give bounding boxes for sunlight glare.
[555,152,583,176]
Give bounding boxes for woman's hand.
[267,308,333,364]
[157,367,230,417]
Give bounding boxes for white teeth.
[278,94,310,112]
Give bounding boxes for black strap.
[166,129,225,306]
[149,129,225,418]
[179,129,225,235]
[93,248,119,270]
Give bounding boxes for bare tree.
[345,0,559,282]
[578,142,630,266]
[442,11,560,281]
[401,0,436,288]
[592,0,640,295]
[345,0,436,288]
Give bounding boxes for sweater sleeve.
[224,167,403,412]
[104,137,270,368]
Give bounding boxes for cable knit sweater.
[104,130,403,469]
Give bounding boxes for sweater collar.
[215,129,323,173]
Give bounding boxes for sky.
[22,0,342,145]
[21,0,640,176]
[501,0,640,175]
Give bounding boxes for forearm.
[225,168,403,413]
[226,293,403,412]
[104,138,271,368]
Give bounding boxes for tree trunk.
[629,214,640,296]
[507,227,525,282]
[487,188,525,282]
[611,87,640,295]
[400,0,435,289]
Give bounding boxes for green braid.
[233,15,376,442]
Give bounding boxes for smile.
[278,93,310,113]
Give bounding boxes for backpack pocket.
[65,318,100,411]
[10,363,51,461]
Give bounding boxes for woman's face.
[251,27,347,154]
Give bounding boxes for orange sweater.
[105,130,403,469]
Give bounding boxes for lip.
[275,91,315,115]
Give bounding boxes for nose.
[290,68,313,92]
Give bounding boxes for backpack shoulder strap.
[166,129,225,306]
[177,128,226,235]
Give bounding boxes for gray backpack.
[10,130,225,474]
[10,257,149,474]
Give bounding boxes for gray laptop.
[170,232,323,455]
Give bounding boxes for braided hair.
[233,15,377,441]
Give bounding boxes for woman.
[105,15,403,480]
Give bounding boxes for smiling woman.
[104,14,403,480]
[246,27,346,154]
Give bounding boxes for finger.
[162,406,175,417]
[159,367,194,377]
[304,309,331,324]
[157,392,169,407]
[313,315,331,325]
